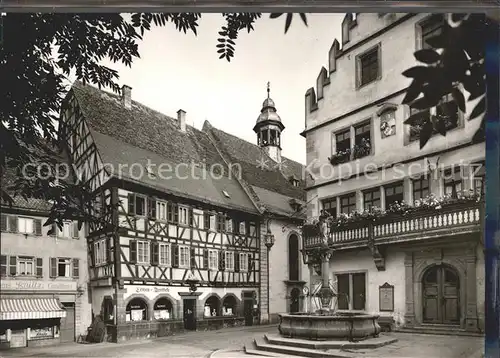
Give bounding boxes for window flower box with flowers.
[303,190,482,248]
[328,148,351,166]
[352,138,371,159]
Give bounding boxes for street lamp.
[264,229,275,250]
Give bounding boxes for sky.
[74,14,344,165]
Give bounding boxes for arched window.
[204,296,220,317]
[126,298,148,322]
[222,296,237,316]
[153,298,173,320]
[102,297,114,323]
[288,234,300,281]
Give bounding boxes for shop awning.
[0,298,67,320]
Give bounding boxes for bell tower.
[253,82,285,163]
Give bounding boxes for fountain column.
[317,248,334,313]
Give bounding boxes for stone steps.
[264,333,398,350]
[397,325,484,337]
[250,337,353,358]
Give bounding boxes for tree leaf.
[269,13,283,19]
[419,121,434,149]
[284,14,293,34]
[425,34,447,49]
[404,113,423,126]
[451,87,466,113]
[433,117,447,136]
[299,13,308,26]
[402,66,434,81]
[409,96,433,110]
[402,80,423,104]
[469,97,486,120]
[414,49,440,64]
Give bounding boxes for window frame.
[416,14,445,51]
[178,245,190,268]
[340,193,356,215]
[239,252,249,272]
[134,195,147,217]
[208,250,219,271]
[94,239,107,266]
[158,243,171,267]
[17,256,35,276]
[443,166,463,198]
[156,200,169,222]
[322,197,337,217]
[412,175,430,202]
[384,182,404,208]
[335,129,351,154]
[363,188,381,210]
[57,258,72,278]
[355,43,382,89]
[178,206,189,226]
[224,251,235,271]
[136,240,150,264]
[18,217,34,235]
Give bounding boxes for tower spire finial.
[267,81,270,99]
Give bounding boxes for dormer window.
[288,175,300,187]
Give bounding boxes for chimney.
[121,85,132,109]
[177,109,186,132]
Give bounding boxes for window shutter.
[219,250,226,271]
[72,259,80,278]
[148,198,156,219]
[36,258,43,277]
[190,248,196,269]
[151,242,159,266]
[33,219,42,236]
[128,194,135,215]
[72,222,79,239]
[106,237,111,262]
[248,254,252,271]
[203,249,209,269]
[90,244,96,266]
[173,204,179,224]
[9,216,17,233]
[129,240,137,264]
[1,215,7,231]
[234,252,240,272]
[167,202,173,222]
[172,244,179,268]
[50,258,57,278]
[188,208,194,227]
[204,213,210,230]
[9,256,17,276]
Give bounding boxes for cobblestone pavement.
[0,327,484,358]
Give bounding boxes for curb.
[208,348,246,358]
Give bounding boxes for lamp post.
[264,219,275,324]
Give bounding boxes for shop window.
[102,297,114,323]
[154,298,173,320]
[204,296,221,317]
[222,296,237,316]
[0,329,7,342]
[29,324,55,340]
[126,298,148,322]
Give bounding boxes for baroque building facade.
[302,13,485,333]
[58,81,307,342]
[0,183,92,349]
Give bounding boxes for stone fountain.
[244,214,397,357]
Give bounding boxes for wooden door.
[243,299,253,326]
[183,299,196,331]
[423,265,460,324]
[60,303,75,343]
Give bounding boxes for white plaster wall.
[328,248,406,326]
[267,219,308,316]
[91,286,115,318]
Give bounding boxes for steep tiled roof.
[1,168,52,213]
[71,82,258,214]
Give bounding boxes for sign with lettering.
[127,286,170,294]
[379,282,394,312]
[1,280,77,292]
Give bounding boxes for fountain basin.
[278,312,382,340]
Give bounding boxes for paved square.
[0,326,483,358]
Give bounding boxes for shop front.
[0,279,79,349]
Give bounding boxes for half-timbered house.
[58,81,306,341]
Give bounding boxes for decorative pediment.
[376,103,398,117]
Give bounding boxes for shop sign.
[1,280,77,291]
[30,327,54,339]
[127,286,170,294]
